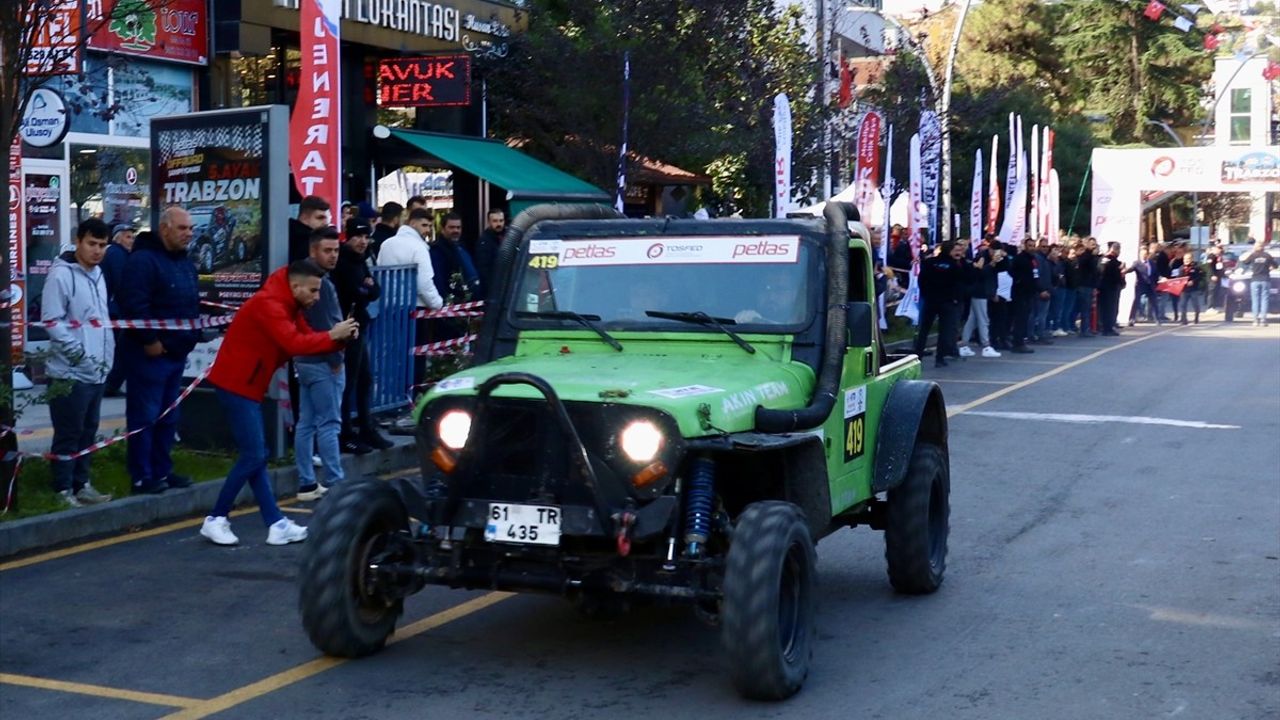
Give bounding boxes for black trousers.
[936,300,960,360]
[989,300,1009,346]
[1010,293,1033,346]
[913,299,941,356]
[1099,287,1121,332]
[342,336,373,435]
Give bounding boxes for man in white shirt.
[377,207,442,388]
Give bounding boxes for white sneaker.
[958,346,975,357]
[297,484,328,502]
[981,346,1002,358]
[311,454,323,468]
[1052,329,1068,337]
[200,516,240,546]
[267,518,308,545]
[75,484,111,504]
[58,490,83,508]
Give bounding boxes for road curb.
[0,442,418,559]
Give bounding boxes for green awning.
[390,129,610,204]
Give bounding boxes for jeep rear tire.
[721,501,816,701]
[299,480,407,657]
[884,442,949,594]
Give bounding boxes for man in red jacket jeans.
[200,260,359,546]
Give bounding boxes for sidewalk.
[0,436,418,558]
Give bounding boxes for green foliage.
[109,0,159,48]
[483,0,823,217]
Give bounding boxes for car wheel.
[884,442,949,594]
[199,243,213,273]
[721,500,816,701]
[298,479,408,658]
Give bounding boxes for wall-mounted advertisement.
[87,0,209,65]
[24,173,64,345]
[151,109,276,305]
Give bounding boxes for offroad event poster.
[151,111,270,304]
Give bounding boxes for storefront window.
[70,145,151,228]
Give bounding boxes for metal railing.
[367,265,417,413]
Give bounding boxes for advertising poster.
[151,111,270,304]
[87,0,209,66]
[24,174,64,345]
[8,139,23,362]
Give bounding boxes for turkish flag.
[1156,277,1189,297]
[838,58,853,109]
[1204,33,1220,51]
[1143,0,1166,20]
[1263,61,1280,82]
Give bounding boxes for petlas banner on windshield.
[541,237,802,268]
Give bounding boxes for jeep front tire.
[721,501,816,700]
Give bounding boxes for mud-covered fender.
[872,380,948,494]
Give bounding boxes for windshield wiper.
[644,310,756,354]
[516,310,623,352]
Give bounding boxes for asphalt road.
[2,321,1278,720]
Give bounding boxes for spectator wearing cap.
[333,219,391,453]
[101,222,135,397]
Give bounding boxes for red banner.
[8,138,24,364]
[854,111,881,222]
[88,0,209,66]
[986,135,1000,235]
[290,0,342,207]
[24,0,81,76]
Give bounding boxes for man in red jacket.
[200,259,359,546]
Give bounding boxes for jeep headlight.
[1233,281,1246,294]
[438,410,472,450]
[620,420,663,462]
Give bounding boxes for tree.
[482,0,823,217]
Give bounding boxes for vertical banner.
[854,111,882,222]
[880,124,893,269]
[986,134,1000,235]
[1040,127,1054,241]
[1009,149,1028,242]
[1048,168,1061,246]
[919,111,941,240]
[614,51,630,214]
[290,0,342,207]
[7,137,23,364]
[897,134,923,324]
[773,93,792,218]
[969,148,983,256]
[1030,124,1040,239]
[23,173,63,346]
[999,114,1018,243]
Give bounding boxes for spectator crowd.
[41,195,495,548]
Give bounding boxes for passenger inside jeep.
[734,269,802,324]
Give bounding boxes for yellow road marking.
[0,501,298,573]
[0,672,202,708]
[933,379,1016,385]
[281,506,314,514]
[947,326,1178,418]
[158,592,513,720]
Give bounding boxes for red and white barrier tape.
[28,316,234,330]
[199,299,242,312]
[411,300,485,319]
[411,334,477,356]
[0,365,213,464]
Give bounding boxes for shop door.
[21,159,69,346]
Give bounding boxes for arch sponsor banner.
[543,236,801,268]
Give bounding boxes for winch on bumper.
[399,372,700,596]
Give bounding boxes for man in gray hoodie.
[42,218,114,507]
[294,226,346,501]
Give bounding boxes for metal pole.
[938,0,973,245]
[817,0,831,199]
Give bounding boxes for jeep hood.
[422,352,816,437]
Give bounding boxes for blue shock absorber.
[684,457,715,558]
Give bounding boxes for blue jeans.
[1032,296,1051,338]
[295,362,346,488]
[125,351,185,490]
[47,380,105,492]
[1056,289,1076,332]
[211,388,283,526]
[1251,280,1270,321]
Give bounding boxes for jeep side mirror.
[846,301,874,347]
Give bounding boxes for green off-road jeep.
[298,202,950,700]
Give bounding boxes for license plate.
[484,503,561,546]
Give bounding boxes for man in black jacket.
[1008,238,1039,353]
[473,208,506,296]
[1098,241,1126,335]
[369,201,403,261]
[1074,240,1100,337]
[288,195,331,263]
[913,241,967,367]
[333,220,391,452]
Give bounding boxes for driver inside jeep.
[735,270,800,324]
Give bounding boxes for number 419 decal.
[844,414,866,462]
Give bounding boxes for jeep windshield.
[512,235,816,333]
